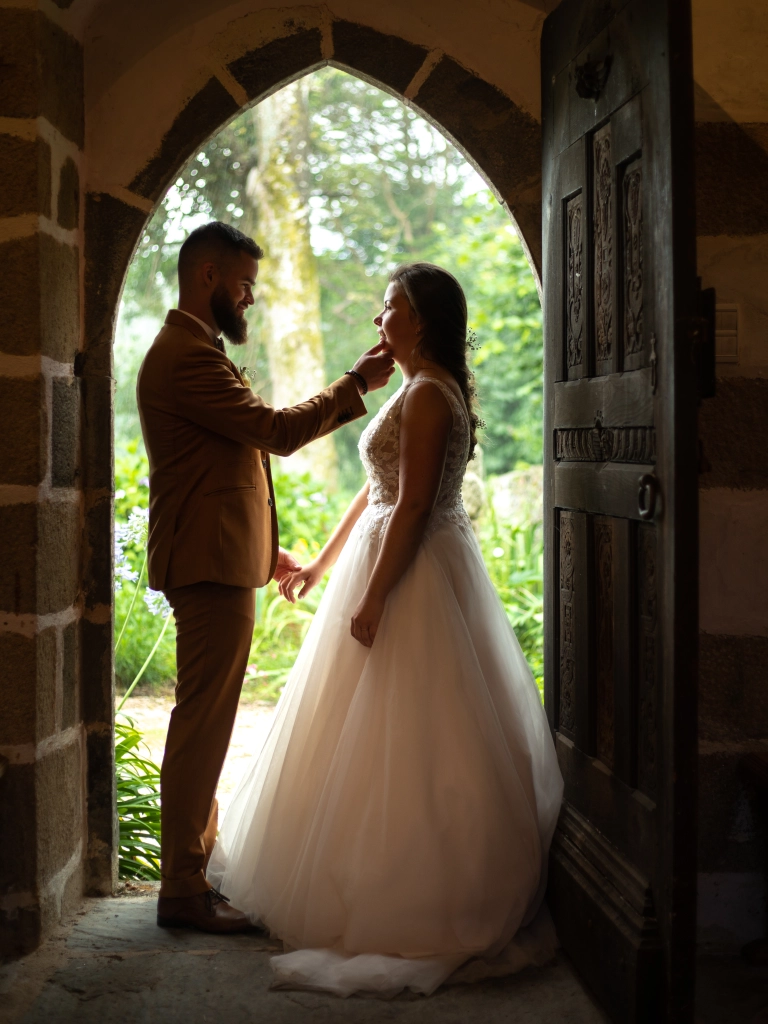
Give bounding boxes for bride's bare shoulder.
[400,378,454,430]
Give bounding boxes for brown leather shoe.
[157,888,252,933]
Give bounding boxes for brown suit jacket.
[137,310,366,592]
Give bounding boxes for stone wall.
[0,4,91,955]
[694,76,768,946]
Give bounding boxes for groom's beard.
[211,285,248,345]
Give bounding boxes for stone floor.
[2,888,607,1024]
[2,889,767,1024]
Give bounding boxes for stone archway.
[80,17,546,899]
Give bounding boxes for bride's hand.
[279,559,325,604]
[273,547,301,584]
[350,592,385,648]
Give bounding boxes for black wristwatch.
[345,369,368,396]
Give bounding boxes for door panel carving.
[559,511,577,736]
[555,425,656,463]
[594,124,614,375]
[566,194,585,378]
[623,158,644,364]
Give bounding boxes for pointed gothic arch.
[80,19,546,890]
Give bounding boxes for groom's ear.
[201,261,218,287]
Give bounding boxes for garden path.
[119,693,277,818]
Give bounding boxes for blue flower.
[144,588,172,619]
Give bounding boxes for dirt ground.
[118,692,277,819]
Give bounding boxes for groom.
[137,221,393,932]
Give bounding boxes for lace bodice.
[357,377,472,538]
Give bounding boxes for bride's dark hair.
[389,262,480,461]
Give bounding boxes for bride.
[207,262,563,997]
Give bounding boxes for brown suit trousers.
[160,582,255,898]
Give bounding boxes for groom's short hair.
[178,221,264,281]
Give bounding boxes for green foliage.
[114,443,176,691]
[425,198,544,473]
[115,66,543,487]
[477,497,544,697]
[243,584,320,703]
[241,471,343,702]
[115,714,162,879]
[270,469,348,556]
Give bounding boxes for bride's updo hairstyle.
[389,262,480,461]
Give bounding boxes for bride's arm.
[350,382,452,648]
[279,482,370,602]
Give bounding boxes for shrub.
[477,497,544,698]
[115,714,162,879]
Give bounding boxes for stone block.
[0,11,83,146]
[0,500,79,615]
[0,503,38,614]
[331,21,429,94]
[0,762,37,894]
[80,617,112,726]
[39,233,80,364]
[0,234,79,362]
[696,122,768,237]
[82,496,112,611]
[228,30,323,102]
[51,376,80,487]
[79,375,111,491]
[699,751,768,873]
[0,901,41,957]
[699,378,768,489]
[40,17,84,147]
[0,628,56,745]
[129,78,239,201]
[56,156,80,230]
[0,135,51,218]
[0,376,46,486]
[83,192,146,376]
[39,856,82,938]
[36,738,83,883]
[700,633,768,742]
[62,619,78,729]
[37,499,79,615]
[0,237,42,357]
[85,727,117,895]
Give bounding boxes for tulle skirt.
[207,508,563,997]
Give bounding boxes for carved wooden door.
[541,1,698,1021]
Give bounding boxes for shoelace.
[205,887,231,911]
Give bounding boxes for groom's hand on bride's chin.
[352,343,395,393]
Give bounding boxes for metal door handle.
[637,474,658,520]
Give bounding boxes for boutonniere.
[237,366,258,389]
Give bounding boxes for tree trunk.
[247,81,337,482]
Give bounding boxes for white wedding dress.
[208,377,564,997]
